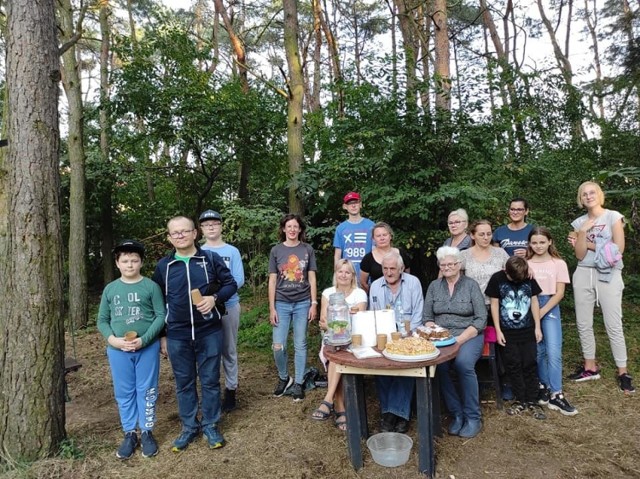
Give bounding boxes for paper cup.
[376,333,387,350]
[391,332,402,341]
[351,334,362,347]
[124,331,137,341]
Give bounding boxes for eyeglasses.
[509,208,526,212]
[168,229,194,238]
[448,220,466,226]
[439,261,460,269]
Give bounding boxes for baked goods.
[417,325,451,341]
[385,337,437,356]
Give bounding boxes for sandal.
[334,411,347,431]
[311,400,333,421]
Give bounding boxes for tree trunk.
[433,0,450,111]
[59,0,88,329]
[0,0,65,459]
[394,0,419,112]
[100,2,115,284]
[283,0,305,215]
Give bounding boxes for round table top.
[324,342,460,370]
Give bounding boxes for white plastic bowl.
[366,432,413,467]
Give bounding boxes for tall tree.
[0,0,65,459]
[433,0,451,111]
[283,0,305,214]
[58,0,88,328]
[99,1,115,283]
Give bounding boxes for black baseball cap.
[199,210,223,222]
[113,239,145,259]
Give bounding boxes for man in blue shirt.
[199,209,245,413]
[369,252,424,433]
[333,192,375,282]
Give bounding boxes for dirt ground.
[3,324,640,479]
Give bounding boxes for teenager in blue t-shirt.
[333,191,375,281]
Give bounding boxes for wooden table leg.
[343,374,363,470]
[416,376,435,477]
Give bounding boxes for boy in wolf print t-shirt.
[485,256,545,418]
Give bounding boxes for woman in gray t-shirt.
[268,214,318,401]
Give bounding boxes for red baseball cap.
[343,192,361,203]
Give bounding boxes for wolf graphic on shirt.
[499,283,533,330]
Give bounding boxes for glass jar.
[326,292,351,346]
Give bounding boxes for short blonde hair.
[577,181,605,208]
[372,222,394,240]
[333,259,357,289]
[448,208,468,222]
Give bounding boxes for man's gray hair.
[382,251,404,270]
[436,246,461,262]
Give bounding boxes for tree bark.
[59,0,88,329]
[1,0,65,459]
[99,2,115,284]
[394,0,420,112]
[433,0,450,111]
[283,0,305,215]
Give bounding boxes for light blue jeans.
[537,295,563,394]
[437,334,483,421]
[273,300,310,385]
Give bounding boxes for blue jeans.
[107,340,160,432]
[273,300,310,384]
[437,334,483,421]
[537,295,563,394]
[375,376,415,420]
[167,329,223,432]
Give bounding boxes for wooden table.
[324,343,459,477]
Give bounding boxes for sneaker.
[537,383,550,406]
[568,365,601,382]
[171,429,199,452]
[291,383,305,402]
[140,430,158,458]
[548,393,578,416]
[506,401,525,416]
[618,373,636,394]
[273,376,294,397]
[202,425,226,449]
[527,402,547,420]
[116,431,138,460]
[222,388,237,413]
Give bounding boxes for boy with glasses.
[153,216,237,451]
[199,209,245,412]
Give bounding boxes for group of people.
[98,180,634,458]
[98,212,244,459]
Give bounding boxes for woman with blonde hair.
[567,181,634,394]
[443,208,472,251]
[311,259,367,430]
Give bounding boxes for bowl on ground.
[366,432,413,467]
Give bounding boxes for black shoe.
[618,373,636,394]
[527,402,547,420]
[140,430,158,458]
[380,412,397,432]
[537,383,550,406]
[548,393,578,416]
[291,383,305,402]
[222,388,237,412]
[395,417,409,433]
[273,376,294,397]
[116,431,138,460]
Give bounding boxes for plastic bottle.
[394,296,404,333]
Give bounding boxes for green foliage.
[238,303,271,350]
[58,438,84,460]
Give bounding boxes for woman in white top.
[567,181,634,393]
[459,220,509,305]
[312,259,367,430]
